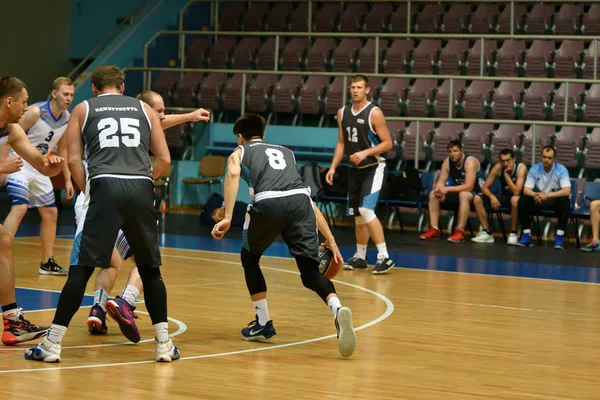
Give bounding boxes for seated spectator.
[420,140,485,242]
[517,146,571,249]
[471,149,527,244]
[581,200,600,252]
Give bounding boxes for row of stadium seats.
[195,2,600,35]
[181,36,599,78]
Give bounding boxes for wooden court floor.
[1,237,600,400]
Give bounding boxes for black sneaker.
[39,257,68,276]
[241,315,277,341]
[371,257,395,275]
[343,254,368,270]
[3,310,49,345]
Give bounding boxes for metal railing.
[124,65,600,168]
[143,29,600,90]
[67,0,151,83]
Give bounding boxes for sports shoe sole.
[2,329,48,345]
[336,307,356,358]
[38,268,68,276]
[106,300,140,343]
[343,265,368,271]
[156,347,181,362]
[554,245,565,250]
[581,247,600,252]
[87,317,107,335]
[471,238,495,243]
[241,331,277,341]
[447,238,465,243]
[371,264,394,275]
[515,242,534,247]
[24,347,61,363]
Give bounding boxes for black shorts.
[243,194,318,260]
[70,177,161,269]
[482,194,512,211]
[347,163,386,217]
[440,191,479,210]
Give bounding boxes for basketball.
[211,207,226,223]
[318,246,341,279]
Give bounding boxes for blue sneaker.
[241,315,277,341]
[554,235,565,250]
[516,233,533,247]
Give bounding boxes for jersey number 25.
[98,117,141,148]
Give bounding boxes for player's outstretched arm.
[212,148,241,240]
[10,123,63,177]
[312,201,343,266]
[145,103,171,179]
[161,108,210,130]
[66,102,87,189]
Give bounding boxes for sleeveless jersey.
[238,140,309,202]
[341,102,384,168]
[447,153,485,192]
[499,163,521,195]
[82,94,153,180]
[9,101,69,159]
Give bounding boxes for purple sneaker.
[87,304,108,335]
[106,297,140,343]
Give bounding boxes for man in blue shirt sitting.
[517,146,571,249]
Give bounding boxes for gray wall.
[0,0,73,101]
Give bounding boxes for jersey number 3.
[346,126,358,143]
[98,117,141,148]
[265,148,286,170]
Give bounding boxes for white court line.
[18,237,600,286]
[0,255,394,374]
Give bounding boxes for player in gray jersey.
[25,66,177,363]
[212,114,356,358]
[1,77,74,276]
[0,76,65,345]
[326,74,395,275]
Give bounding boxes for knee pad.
[358,207,377,224]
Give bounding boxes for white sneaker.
[471,231,495,243]
[335,307,356,358]
[24,337,61,363]
[507,233,518,245]
[155,337,180,362]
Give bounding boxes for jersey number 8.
[265,148,286,170]
[98,117,141,148]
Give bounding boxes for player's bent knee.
[39,206,58,219]
[357,207,377,224]
[459,191,473,201]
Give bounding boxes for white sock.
[153,322,169,343]
[121,285,140,306]
[327,296,342,318]
[2,308,19,319]
[93,289,108,311]
[556,230,565,236]
[356,244,367,259]
[253,299,270,325]
[47,324,67,344]
[376,243,389,259]
[432,225,439,231]
[523,229,531,235]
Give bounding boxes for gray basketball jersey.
[82,94,152,180]
[238,140,307,200]
[341,102,384,168]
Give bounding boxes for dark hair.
[137,90,160,107]
[447,140,463,150]
[541,145,556,157]
[90,66,125,91]
[499,148,515,158]
[233,113,266,140]
[351,74,369,87]
[0,76,27,100]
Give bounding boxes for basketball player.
[1,77,74,276]
[326,74,395,275]
[86,90,210,341]
[25,66,178,362]
[0,76,65,345]
[212,113,356,358]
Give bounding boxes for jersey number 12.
[346,126,358,143]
